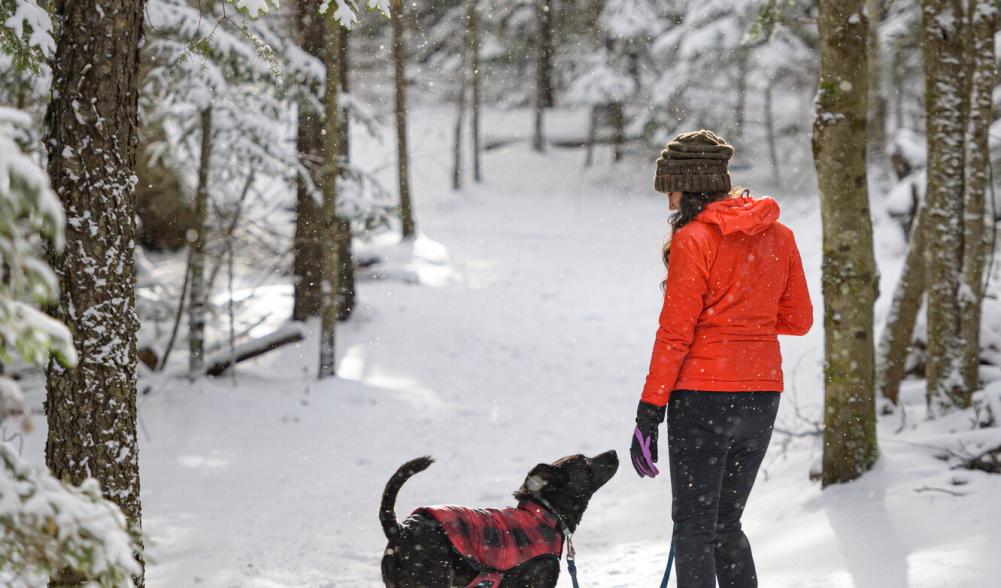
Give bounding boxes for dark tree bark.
[43,0,147,583]
[335,23,355,321]
[292,0,325,321]
[877,201,927,405]
[391,0,416,239]
[610,101,625,162]
[584,105,598,167]
[188,106,212,377]
[922,0,968,411]
[452,57,467,191]
[532,0,553,152]
[468,0,482,182]
[318,19,344,378]
[813,0,879,487]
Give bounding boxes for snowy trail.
[21,106,1001,587]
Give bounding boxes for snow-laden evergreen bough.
[0,107,141,586]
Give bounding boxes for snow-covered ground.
[19,104,1001,587]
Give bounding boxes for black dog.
[380,451,619,587]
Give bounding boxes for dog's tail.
[380,456,434,541]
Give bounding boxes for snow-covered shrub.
[0,0,54,73]
[0,107,141,584]
[0,444,142,586]
[0,107,73,413]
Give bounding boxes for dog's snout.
[593,449,619,477]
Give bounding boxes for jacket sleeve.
[776,235,813,336]
[640,230,711,407]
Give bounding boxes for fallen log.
[202,323,305,377]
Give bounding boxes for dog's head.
[513,450,618,531]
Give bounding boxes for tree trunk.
[764,84,782,186]
[335,216,355,321]
[734,46,748,150]
[922,0,968,410]
[532,0,552,152]
[468,0,482,182]
[338,25,350,160]
[877,200,928,404]
[813,0,879,487]
[335,21,355,321]
[537,0,554,108]
[391,0,416,239]
[452,41,467,192]
[135,120,193,251]
[584,105,597,167]
[959,0,996,396]
[188,106,212,377]
[610,101,625,162]
[292,0,325,321]
[44,0,146,584]
[866,0,888,170]
[318,19,344,379]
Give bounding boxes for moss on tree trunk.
[812,0,879,487]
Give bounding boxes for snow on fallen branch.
[201,323,304,377]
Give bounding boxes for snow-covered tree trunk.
[812,0,879,487]
[391,0,416,239]
[959,0,997,396]
[188,106,212,377]
[318,18,344,379]
[293,0,325,321]
[468,0,482,182]
[43,0,146,583]
[532,0,552,153]
[877,201,928,405]
[922,0,969,410]
[866,0,888,172]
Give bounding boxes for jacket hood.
[696,195,780,235]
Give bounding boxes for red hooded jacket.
[640,194,813,407]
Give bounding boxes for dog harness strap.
[468,571,504,588]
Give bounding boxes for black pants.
[667,390,780,588]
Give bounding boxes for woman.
[629,130,813,588]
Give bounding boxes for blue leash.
[659,529,676,588]
[563,527,581,588]
[567,554,581,588]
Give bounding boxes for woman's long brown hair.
[662,186,750,282]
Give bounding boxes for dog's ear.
[525,463,568,491]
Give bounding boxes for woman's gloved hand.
[631,401,666,478]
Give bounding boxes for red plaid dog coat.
[413,500,565,588]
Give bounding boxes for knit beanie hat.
[654,130,733,194]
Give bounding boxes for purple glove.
[631,401,666,478]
